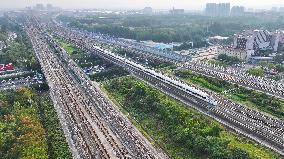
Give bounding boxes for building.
[46,4,53,10]
[218,47,254,61]
[271,30,284,51]
[279,7,284,12]
[177,46,219,61]
[35,4,44,10]
[230,6,245,16]
[170,8,185,14]
[205,3,215,16]
[208,36,229,45]
[205,3,230,17]
[142,7,153,14]
[271,7,278,12]
[233,30,275,55]
[250,56,273,64]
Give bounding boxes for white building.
[271,30,284,51]
[218,47,253,61]
[233,29,284,54]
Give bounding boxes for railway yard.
[44,17,284,156]
[25,16,167,159]
[0,11,279,158]
[180,62,284,99]
[1,0,284,157]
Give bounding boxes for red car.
[5,63,14,71]
[0,64,5,71]
[0,63,14,72]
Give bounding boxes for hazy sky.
[1,0,284,10]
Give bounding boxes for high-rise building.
[205,3,217,16]
[279,7,284,12]
[35,4,44,10]
[205,3,230,17]
[46,4,53,10]
[170,8,185,14]
[220,3,231,16]
[231,6,245,16]
[142,7,153,14]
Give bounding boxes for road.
[0,72,44,91]
[0,79,43,91]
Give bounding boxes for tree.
[246,67,264,77]
[230,148,250,159]
[218,54,241,65]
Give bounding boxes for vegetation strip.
[0,87,72,159]
[103,76,279,159]
[54,34,282,158]
[175,69,284,120]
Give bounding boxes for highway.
[47,20,284,156]
[25,17,167,159]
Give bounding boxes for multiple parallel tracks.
[25,19,166,159]
[49,24,284,156]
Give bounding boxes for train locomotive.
[94,46,218,106]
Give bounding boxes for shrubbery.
[175,70,284,119]
[0,88,72,159]
[105,76,278,159]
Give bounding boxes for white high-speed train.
[94,46,218,106]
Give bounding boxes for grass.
[174,69,284,120]
[53,35,282,158]
[222,132,278,159]
[103,76,280,159]
[54,37,78,55]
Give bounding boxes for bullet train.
[94,46,218,106]
[127,60,217,106]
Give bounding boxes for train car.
[94,46,217,106]
[144,67,217,106]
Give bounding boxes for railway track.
[30,29,122,158]
[51,17,284,100]
[25,17,166,159]
[181,62,284,99]
[47,25,284,156]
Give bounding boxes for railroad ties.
[25,20,166,159]
[49,24,284,156]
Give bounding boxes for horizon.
[1,0,284,10]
